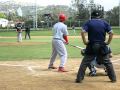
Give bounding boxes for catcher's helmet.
[59,14,66,22]
[91,10,101,18]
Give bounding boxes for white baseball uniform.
[15,23,23,42]
[49,22,69,67]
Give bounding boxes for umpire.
[25,25,31,39]
[75,10,116,83]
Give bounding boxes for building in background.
[0,18,8,27]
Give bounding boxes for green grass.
[0,27,119,37]
[0,44,51,60]
[112,27,120,35]
[109,38,120,55]
[0,29,119,61]
[0,29,81,36]
[0,36,119,61]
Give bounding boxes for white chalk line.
[93,59,120,72]
[0,63,53,76]
[112,59,120,63]
[0,63,41,67]
[0,63,44,76]
[0,59,120,76]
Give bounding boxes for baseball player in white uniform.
[48,14,69,72]
[15,22,23,42]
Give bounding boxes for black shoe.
[111,80,116,83]
[48,66,57,69]
[75,79,82,83]
[89,71,96,76]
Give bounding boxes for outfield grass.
[0,27,119,37]
[0,30,81,36]
[0,36,119,61]
[0,29,119,61]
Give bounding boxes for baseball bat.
[69,44,84,50]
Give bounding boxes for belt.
[53,38,61,40]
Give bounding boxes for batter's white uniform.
[49,22,68,67]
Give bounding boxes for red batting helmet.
[59,14,66,22]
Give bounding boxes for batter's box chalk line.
[0,59,120,76]
[26,59,120,76]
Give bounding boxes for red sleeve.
[63,35,68,43]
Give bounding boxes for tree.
[105,6,119,26]
[71,0,89,20]
[0,13,6,18]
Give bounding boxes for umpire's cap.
[91,10,101,18]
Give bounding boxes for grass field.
[0,29,120,90]
[0,28,119,61]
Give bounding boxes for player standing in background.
[48,14,69,72]
[72,25,76,34]
[15,21,23,42]
[25,25,31,40]
[75,10,116,83]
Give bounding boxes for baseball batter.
[48,14,69,72]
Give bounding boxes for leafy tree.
[105,6,119,26]
[71,0,89,20]
[0,13,6,18]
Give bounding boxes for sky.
[0,0,119,11]
[94,0,119,11]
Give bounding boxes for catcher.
[81,46,112,76]
[75,10,116,83]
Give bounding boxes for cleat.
[89,71,96,76]
[58,67,68,72]
[48,66,57,69]
[75,79,82,83]
[111,80,116,83]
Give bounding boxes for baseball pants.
[76,54,116,81]
[49,39,67,67]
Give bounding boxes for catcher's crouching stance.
[81,46,112,76]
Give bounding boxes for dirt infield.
[0,55,120,90]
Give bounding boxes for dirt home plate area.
[0,55,119,90]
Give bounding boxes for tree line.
[0,0,119,28]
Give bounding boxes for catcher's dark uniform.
[76,13,116,83]
[87,46,112,76]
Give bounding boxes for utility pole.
[34,0,37,30]
[35,0,37,29]
[89,0,94,19]
[119,0,120,28]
